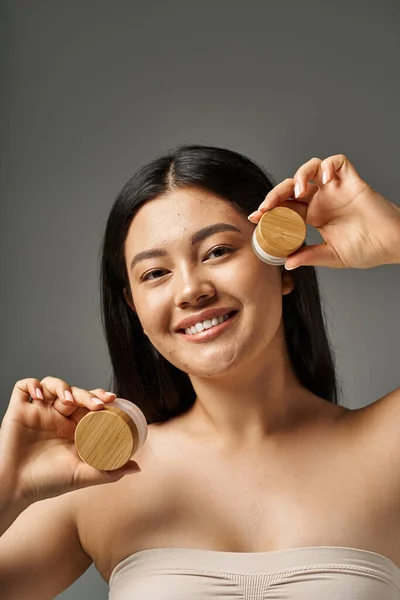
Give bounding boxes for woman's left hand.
[248,154,400,269]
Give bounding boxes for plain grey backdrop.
[1,1,399,598]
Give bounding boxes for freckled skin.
[123,187,294,382]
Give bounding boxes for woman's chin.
[185,353,243,379]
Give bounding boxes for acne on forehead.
[127,194,244,248]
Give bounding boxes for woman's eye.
[141,269,167,282]
[205,246,234,260]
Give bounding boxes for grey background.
[1,1,399,598]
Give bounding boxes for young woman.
[1,145,400,599]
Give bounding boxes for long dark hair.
[100,144,342,423]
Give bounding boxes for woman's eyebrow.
[191,223,242,245]
[130,222,242,271]
[130,248,167,271]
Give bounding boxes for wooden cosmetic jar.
[74,398,148,471]
[251,207,306,266]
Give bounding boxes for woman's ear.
[281,269,295,296]
[123,287,136,313]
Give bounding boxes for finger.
[294,154,359,194]
[11,378,46,407]
[106,460,141,477]
[57,389,116,423]
[261,178,297,208]
[77,461,141,488]
[248,181,316,225]
[9,378,80,421]
[285,242,343,270]
[262,179,317,210]
[319,154,360,185]
[56,388,116,421]
[51,388,106,420]
[69,386,107,410]
[293,157,324,192]
[40,378,107,419]
[40,378,105,409]
[248,197,310,224]
[40,376,75,405]
[88,389,116,403]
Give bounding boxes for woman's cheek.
[137,294,170,337]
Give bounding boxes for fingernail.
[294,183,302,198]
[322,169,329,184]
[92,398,105,405]
[247,211,260,220]
[36,387,44,400]
[64,390,74,402]
[126,462,141,472]
[104,392,116,397]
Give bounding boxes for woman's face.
[124,187,294,378]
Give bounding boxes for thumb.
[80,460,141,487]
[102,460,141,480]
[284,243,342,270]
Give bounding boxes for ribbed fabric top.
[108,545,400,599]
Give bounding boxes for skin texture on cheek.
[128,271,289,381]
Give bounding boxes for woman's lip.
[176,311,238,342]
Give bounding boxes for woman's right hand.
[0,377,141,504]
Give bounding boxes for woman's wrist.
[0,487,32,537]
[395,212,400,263]
[388,209,400,264]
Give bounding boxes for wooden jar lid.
[74,400,146,471]
[253,207,306,259]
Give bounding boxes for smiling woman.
[100,144,340,424]
[3,144,400,600]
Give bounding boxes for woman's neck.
[186,346,312,450]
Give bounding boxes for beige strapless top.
[108,545,400,599]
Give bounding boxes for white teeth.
[184,313,232,335]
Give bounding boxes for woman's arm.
[0,493,92,600]
[0,487,31,538]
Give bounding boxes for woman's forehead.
[123,188,249,267]
[129,189,242,236]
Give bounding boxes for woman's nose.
[174,269,216,308]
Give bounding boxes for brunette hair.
[100,144,342,423]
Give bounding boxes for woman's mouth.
[177,310,238,342]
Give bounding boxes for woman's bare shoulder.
[69,421,181,570]
[340,386,400,431]
[338,387,400,487]
[71,420,173,508]
[71,418,185,514]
